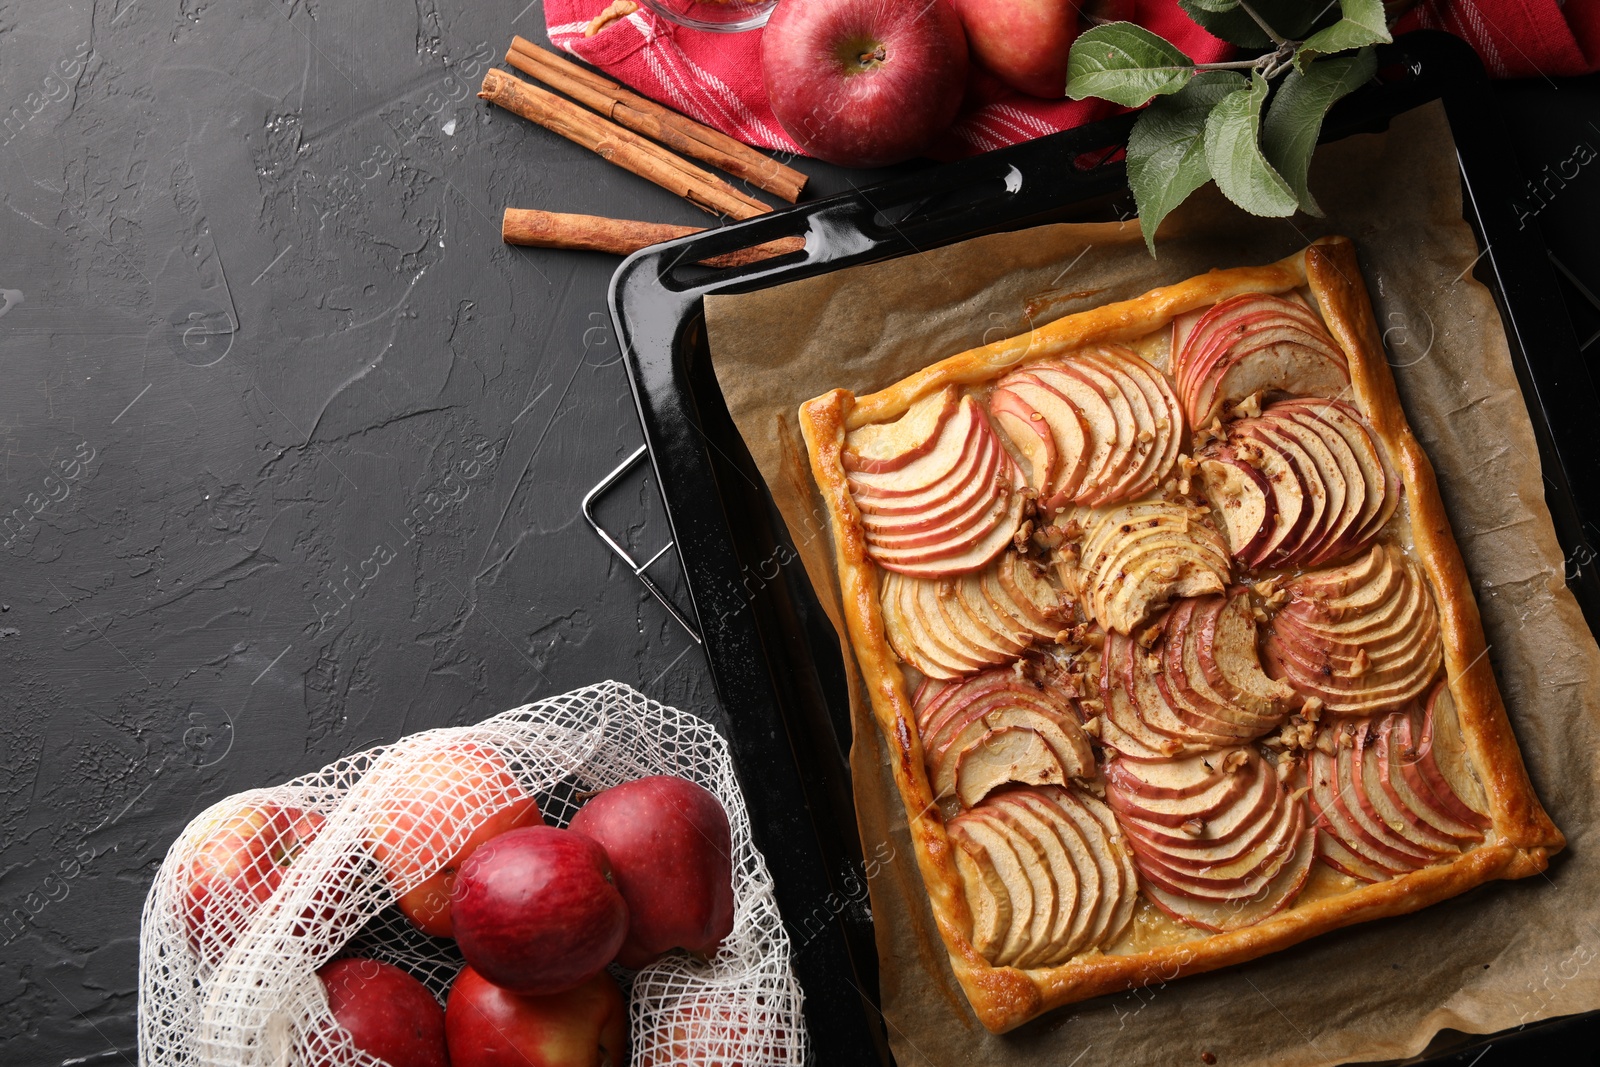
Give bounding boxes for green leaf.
[1127,71,1248,253]
[1295,0,1392,69]
[1177,0,1337,49]
[1261,48,1377,216]
[1066,23,1196,107]
[1203,70,1299,217]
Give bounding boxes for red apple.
[445,965,626,1067]
[567,776,735,969]
[637,994,788,1067]
[451,825,628,996]
[365,741,544,938]
[181,799,326,965]
[761,0,969,167]
[948,0,1080,98]
[316,957,449,1067]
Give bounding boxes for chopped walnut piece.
[1136,428,1155,445]
[1180,818,1206,838]
[1352,647,1371,676]
[1274,755,1299,783]
[1302,696,1324,722]
[1233,392,1263,419]
[1136,623,1163,649]
[1252,577,1280,599]
[1222,748,1250,773]
[1080,715,1103,738]
[1013,519,1035,553]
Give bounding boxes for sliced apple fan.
[1097,591,1295,761]
[1196,398,1399,570]
[1309,681,1490,883]
[1172,292,1350,429]
[948,785,1136,968]
[1105,749,1315,932]
[881,552,1070,679]
[990,345,1183,511]
[1264,545,1444,717]
[915,669,1095,810]
[845,386,1025,577]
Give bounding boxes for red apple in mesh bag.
[445,965,626,1067]
[948,0,1080,98]
[364,740,544,938]
[315,957,449,1067]
[568,775,736,969]
[180,799,326,965]
[637,993,790,1067]
[761,0,969,167]
[450,825,628,996]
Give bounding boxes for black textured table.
[2,2,1596,1063]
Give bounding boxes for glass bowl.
[633,0,776,32]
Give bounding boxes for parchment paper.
[704,103,1600,1067]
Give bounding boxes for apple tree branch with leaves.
[1066,0,1396,251]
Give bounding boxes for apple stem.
[858,44,886,67]
[1237,0,1288,47]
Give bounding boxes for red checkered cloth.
[542,0,1600,158]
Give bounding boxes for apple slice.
[1141,823,1314,932]
[1023,366,1119,495]
[1007,789,1101,958]
[989,552,1071,641]
[1264,546,1444,717]
[858,429,1000,531]
[1071,501,1232,635]
[949,821,1014,961]
[914,669,1093,808]
[1374,703,1484,843]
[1228,427,1314,567]
[1055,359,1141,505]
[843,386,959,473]
[848,395,981,498]
[1275,398,1398,553]
[1243,420,1332,564]
[984,793,1082,965]
[989,387,1058,498]
[968,809,1057,968]
[881,572,989,679]
[1194,593,1296,720]
[1081,346,1181,503]
[1195,448,1276,566]
[947,813,1035,965]
[1175,292,1350,428]
[993,378,1092,507]
[1044,787,1136,950]
[1420,683,1491,823]
[871,475,1025,577]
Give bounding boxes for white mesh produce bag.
[138,680,807,1066]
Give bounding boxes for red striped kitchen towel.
[543,0,1600,159]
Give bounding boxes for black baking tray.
[608,30,1600,1066]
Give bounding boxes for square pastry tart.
[798,236,1565,1034]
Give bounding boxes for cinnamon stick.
[502,208,805,268]
[478,68,770,221]
[506,36,807,203]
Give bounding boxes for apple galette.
[798,237,1563,1033]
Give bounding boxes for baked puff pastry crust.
[798,237,1563,1034]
